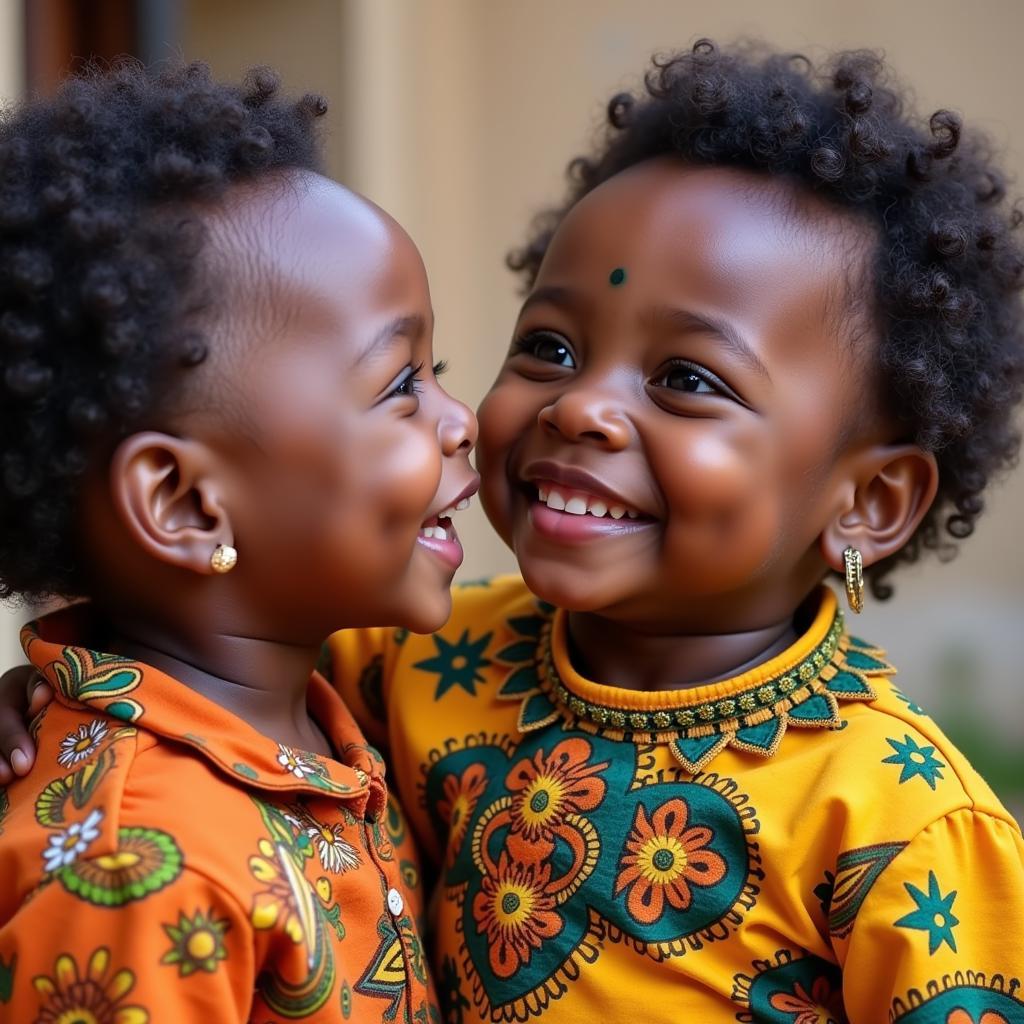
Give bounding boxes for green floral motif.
[233,762,259,780]
[415,629,493,700]
[161,908,231,976]
[894,871,959,954]
[56,826,183,906]
[0,952,14,1004]
[882,734,946,790]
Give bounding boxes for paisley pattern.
[424,729,760,1018]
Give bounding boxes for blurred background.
[1,0,1021,812]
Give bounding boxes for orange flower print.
[33,946,148,1024]
[947,1012,1010,1024]
[473,852,563,979]
[506,737,607,843]
[768,976,845,1024]
[437,764,488,867]
[614,798,726,925]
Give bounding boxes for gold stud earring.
[843,546,864,614]
[210,544,238,574]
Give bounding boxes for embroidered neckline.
[496,587,895,773]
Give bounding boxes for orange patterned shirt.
[0,607,436,1023]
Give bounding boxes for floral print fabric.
[329,575,1024,1023]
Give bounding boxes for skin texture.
[477,159,937,692]
[8,171,478,762]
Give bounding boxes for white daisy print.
[276,744,320,779]
[307,822,361,874]
[42,808,104,873]
[57,719,109,768]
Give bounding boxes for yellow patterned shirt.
[328,575,1024,1024]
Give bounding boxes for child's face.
[185,174,478,638]
[477,159,879,629]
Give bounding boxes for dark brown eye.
[659,364,716,394]
[515,331,575,368]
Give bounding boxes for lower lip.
[416,528,464,571]
[527,501,655,543]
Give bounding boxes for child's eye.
[388,363,425,400]
[512,331,576,368]
[655,362,719,395]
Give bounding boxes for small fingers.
[26,674,53,717]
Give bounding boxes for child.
[328,41,1024,1023]
[4,40,1024,1023]
[0,62,478,1021]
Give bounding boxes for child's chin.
[519,561,613,615]
[400,590,453,636]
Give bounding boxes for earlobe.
[820,444,939,573]
[108,432,235,575]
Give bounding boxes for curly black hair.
[509,40,1024,599]
[0,61,327,601]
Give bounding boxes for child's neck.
[566,610,800,693]
[104,617,333,757]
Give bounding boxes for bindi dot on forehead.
[608,266,627,287]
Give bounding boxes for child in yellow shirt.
[4,40,1024,1024]
[327,41,1024,1023]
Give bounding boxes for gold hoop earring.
[210,544,238,574]
[843,546,864,614]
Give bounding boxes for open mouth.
[418,496,471,542]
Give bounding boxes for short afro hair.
[509,40,1024,599]
[0,61,326,601]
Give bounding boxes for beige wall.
[0,0,25,668]
[183,0,1024,747]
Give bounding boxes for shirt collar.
[496,586,894,773]
[21,606,371,800]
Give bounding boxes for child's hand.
[0,666,51,783]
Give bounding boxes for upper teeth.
[536,485,639,520]
[437,497,471,520]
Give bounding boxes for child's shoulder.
[821,660,1017,836]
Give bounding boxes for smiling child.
[0,63,476,1021]
[323,42,1024,1022]
[3,40,1024,1024]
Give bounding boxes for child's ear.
[108,432,234,575]
[820,443,939,573]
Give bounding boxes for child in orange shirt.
[0,63,477,1021]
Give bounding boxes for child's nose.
[439,395,478,456]
[538,388,630,450]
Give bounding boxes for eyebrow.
[651,307,771,381]
[518,285,581,317]
[354,314,427,365]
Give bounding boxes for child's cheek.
[660,429,783,581]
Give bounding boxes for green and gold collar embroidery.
[495,588,894,773]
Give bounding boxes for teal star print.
[414,629,493,699]
[882,734,945,789]
[894,871,959,954]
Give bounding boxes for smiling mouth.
[419,496,471,542]
[535,483,642,521]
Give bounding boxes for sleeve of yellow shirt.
[0,862,255,1022]
[838,806,1024,1022]
[322,626,397,752]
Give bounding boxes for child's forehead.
[550,159,871,275]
